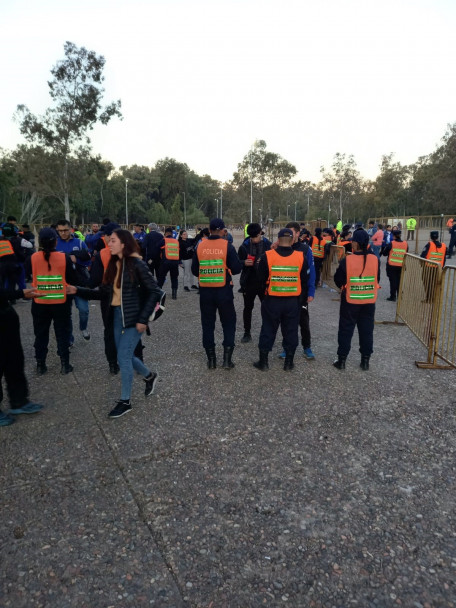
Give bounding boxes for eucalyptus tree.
[15,41,122,220]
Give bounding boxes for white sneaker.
[81,329,91,341]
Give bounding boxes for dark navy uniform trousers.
[337,294,375,357]
[258,296,300,353]
[199,286,236,349]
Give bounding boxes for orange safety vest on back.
[311,237,324,258]
[266,249,303,296]
[0,239,14,258]
[164,237,179,261]
[425,241,446,267]
[197,239,228,287]
[345,254,379,304]
[388,241,408,267]
[100,247,111,271]
[31,251,67,304]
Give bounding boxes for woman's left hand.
[136,323,148,333]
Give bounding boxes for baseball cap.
[209,218,225,231]
[351,229,369,245]
[278,228,293,238]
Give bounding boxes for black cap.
[430,231,439,240]
[103,222,120,236]
[351,229,369,245]
[209,218,225,231]
[1,223,16,237]
[39,227,57,240]
[392,229,401,237]
[278,228,293,238]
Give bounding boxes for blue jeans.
[112,307,151,400]
[371,245,381,259]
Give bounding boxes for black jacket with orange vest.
[334,251,380,298]
[257,246,309,300]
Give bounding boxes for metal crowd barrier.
[395,253,455,369]
[321,245,346,292]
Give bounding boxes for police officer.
[238,223,271,343]
[406,216,417,241]
[254,227,309,372]
[421,231,447,267]
[192,218,241,369]
[157,227,180,299]
[383,229,408,302]
[333,229,380,371]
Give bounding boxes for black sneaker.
[109,362,120,375]
[191,285,199,290]
[60,362,74,374]
[241,332,252,343]
[144,372,158,396]
[108,400,132,418]
[184,286,190,292]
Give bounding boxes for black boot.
[172,288,177,300]
[241,332,252,343]
[253,349,269,371]
[222,346,235,369]
[60,358,74,374]
[283,352,295,371]
[333,355,346,370]
[205,348,217,369]
[36,360,48,375]
[360,355,370,371]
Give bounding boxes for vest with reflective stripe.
[266,249,303,296]
[164,237,179,260]
[426,241,446,267]
[31,251,67,304]
[388,241,408,267]
[100,247,111,271]
[197,239,228,287]
[311,238,324,258]
[345,254,378,304]
[0,239,14,257]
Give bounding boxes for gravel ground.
[1,236,455,608]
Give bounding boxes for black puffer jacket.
[77,257,162,327]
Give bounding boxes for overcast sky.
[1,0,456,183]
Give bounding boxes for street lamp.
[287,204,290,220]
[215,198,218,217]
[220,184,223,219]
[294,201,297,221]
[181,192,186,229]
[125,179,129,228]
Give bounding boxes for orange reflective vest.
[323,234,333,243]
[425,241,446,267]
[197,239,228,287]
[164,237,179,261]
[345,254,379,304]
[100,247,111,271]
[31,251,67,304]
[388,241,408,267]
[266,249,303,296]
[311,237,324,258]
[102,235,110,247]
[0,239,14,258]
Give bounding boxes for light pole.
[181,192,186,229]
[125,178,129,228]
[287,204,290,220]
[250,148,253,223]
[215,198,218,217]
[220,184,223,219]
[294,201,297,221]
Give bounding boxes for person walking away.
[179,229,197,291]
[0,278,43,426]
[143,223,163,278]
[253,228,309,372]
[448,220,456,259]
[309,228,325,287]
[68,229,163,418]
[157,227,180,299]
[383,230,407,301]
[192,218,242,369]
[420,231,447,302]
[55,219,91,342]
[31,228,79,375]
[333,229,380,371]
[371,224,384,258]
[237,223,271,343]
[406,217,417,241]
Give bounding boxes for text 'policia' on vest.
[265,249,303,296]
[197,239,228,287]
[164,237,179,260]
[388,241,408,267]
[345,255,379,303]
[31,251,67,303]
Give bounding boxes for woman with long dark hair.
[31,227,78,375]
[69,229,163,418]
